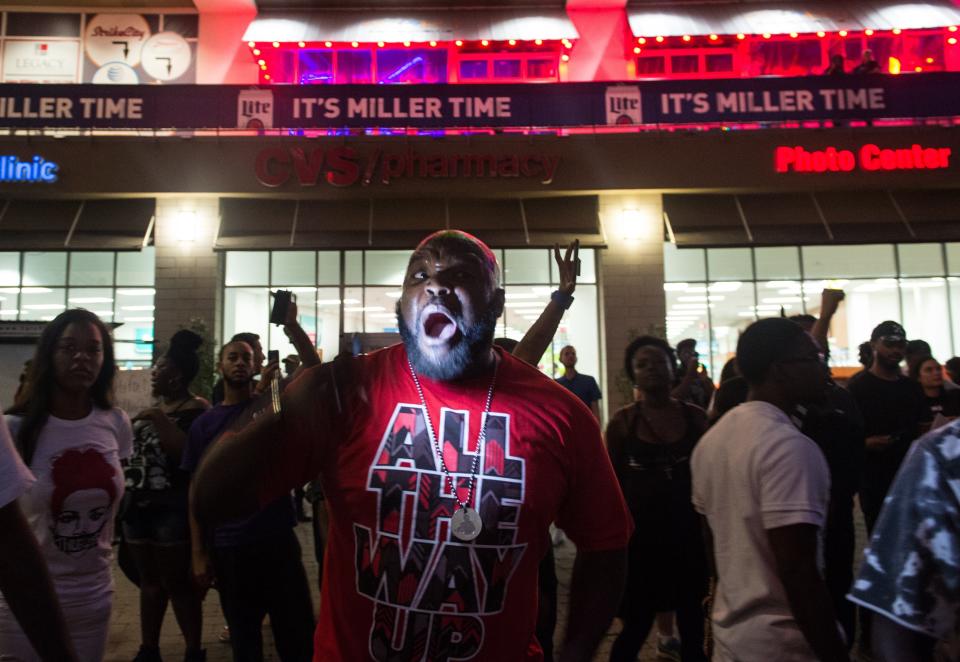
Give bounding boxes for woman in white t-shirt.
[0,309,133,662]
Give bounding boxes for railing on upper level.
[0,74,956,136]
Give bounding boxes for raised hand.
[554,239,580,297]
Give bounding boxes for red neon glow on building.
[248,21,960,86]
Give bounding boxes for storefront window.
[707,281,757,376]
[69,252,114,286]
[271,251,314,286]
[337,50,372,84]
[364,250,408,286]
[225,251,269,286]
[0,250,154,366]
[664,283,711,373]
[665,242,960,372]
[636,56,666,76]
[898,243,943,277]
[298,50,335,85]
[459,60,489,80]
[900,278,951,360]
[344,251,362,284]
[378,49,447,84]
[23,252,66,286]
[748,39,823,76]
[527,59,557,79]
[317,251,340,285]
[117,248,155,286]
[704,53,733,73]
[342,286,364,334]
[802,244,896,279]
[223,287,269,350]
[20,287,65,320]
[671,55,698,74]
[707,248,752,281]
[754,246,801,280]
[504,249,550,284]
[68,287,115,319]
[493,59,522,79]
[0,253,19,286]
[664,244,705,282]
[947,243,960,275]
[223,248,601,383]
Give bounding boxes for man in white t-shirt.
[0,416,77,661]
[692,318,849,662]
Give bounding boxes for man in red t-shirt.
[192,230,632,662]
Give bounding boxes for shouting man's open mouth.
[421,305,460,345]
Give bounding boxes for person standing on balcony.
[824,54,846,76]
[853,50,881,74]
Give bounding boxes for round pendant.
[451,507,483,542]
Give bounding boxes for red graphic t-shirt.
[260,344,632,662]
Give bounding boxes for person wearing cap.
[846,321,925,533]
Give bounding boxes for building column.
[598,193,665,415]
[195,0,258,84]
[565,1,634,82]
[153,197,221,355]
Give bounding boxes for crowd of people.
[0,231,958,662]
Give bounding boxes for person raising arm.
[193,230,631,662]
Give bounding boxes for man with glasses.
[846,321,925,533]
[692,318,847,661]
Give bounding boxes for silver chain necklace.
[407,355,497,542]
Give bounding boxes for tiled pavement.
[103,517,655,661]
[104,507,871,662]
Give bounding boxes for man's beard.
[223,373,253,389]
[397,301,499,381]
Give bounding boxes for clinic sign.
[0,155,59,183]
[255,146,560,187]
[775,144,953,173]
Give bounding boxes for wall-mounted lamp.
[175,210,196,242]
[620,208,644,240]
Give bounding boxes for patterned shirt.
[848,421,960,642]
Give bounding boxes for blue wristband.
[551,290,574,310]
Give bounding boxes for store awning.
[216,195,602,250]
[243,9,578,43]
[0,198,154,250]
[663,189,960,247]
[627,1,960,37]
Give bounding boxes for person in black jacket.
[796,384,864,646]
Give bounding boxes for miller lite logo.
[237,89,274,130]
[605,85,642,125]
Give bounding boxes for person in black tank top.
[607,336,708,662]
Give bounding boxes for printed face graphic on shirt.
[49,447,118,556]
[53,488,111,554]
[356,403,526,662]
